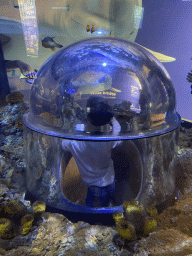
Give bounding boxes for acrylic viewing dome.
[24,37,181,140]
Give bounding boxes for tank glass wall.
[1,0,192,120]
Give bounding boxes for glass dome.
[23,37,181,140]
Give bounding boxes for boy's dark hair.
[86,96,114,126]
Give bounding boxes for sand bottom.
[62,157,88,206]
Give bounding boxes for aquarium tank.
[0,0,187,215]
[22,38,181,214]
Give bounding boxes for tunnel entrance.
[60,140,143,207]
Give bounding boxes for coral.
[6,92,24,104]
[113,200,158,241]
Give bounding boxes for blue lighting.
[102,63,107,67]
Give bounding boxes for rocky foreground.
[1,102,192,255]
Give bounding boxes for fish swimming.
[86,25,97,34]
[20,70,38,84]
[187,69,192,94]
[42,37,63,52]
[71,71,121,97]
[187,70,192,83]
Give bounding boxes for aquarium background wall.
[0,0,192,120]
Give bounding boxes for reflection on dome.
[24,37,180,140]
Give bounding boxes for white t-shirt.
[62,139,121,187]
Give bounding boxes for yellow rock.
[123,200,144,212]
[32,201,46,213]
[4,200,27,220]
[112,211,124,225]
[123,200,146,233]
[146,205,158,217]
[0,218,14,239]
[116,219,137,241]
[20,214,34,235]
[143,218,157,236]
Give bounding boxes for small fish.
[86,25,97,34]
[20,70,38,84]
[71,71,121,95]
[42,37,63,52]
[187,70,192,83]
[86,25,91,32]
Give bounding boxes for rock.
[20,214,34,235]
[113,211,124,225]
[0,218,15,239]
[130,229,192,255]
[6,92,24,104]
[0,212,121,255]
[146,205,158,217]
[32,201,46,221]
[32,201,46,213]
[15,116,23,130]
[113,201,158,241]
[116,219,137,241]
[176,150,192,196]
[123,201,146,234]
[3,200,27,220]
[143,218,157,237]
